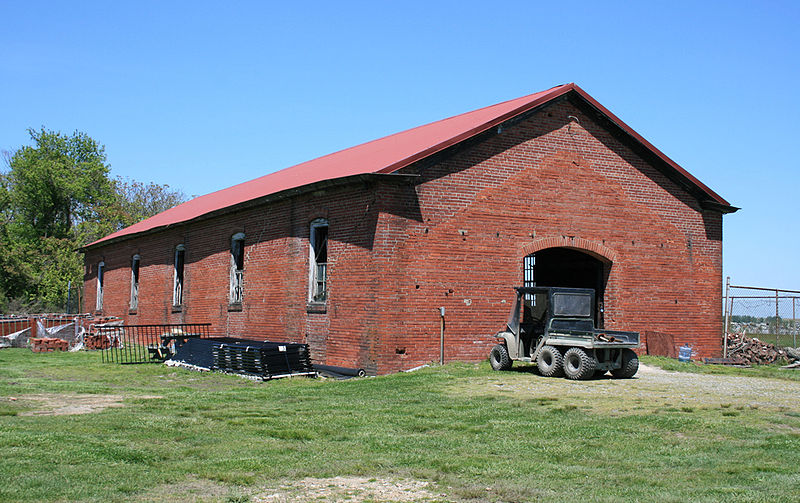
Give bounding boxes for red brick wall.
[84,100,725,373]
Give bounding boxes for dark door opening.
[523,247,609,327]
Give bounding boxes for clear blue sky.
[2,1,798,290]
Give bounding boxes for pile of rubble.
[725,332,800,366]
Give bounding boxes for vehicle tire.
[489,344,512,371]
[536,345,564,377]
[563,347,596,380]
[611,349,639,378]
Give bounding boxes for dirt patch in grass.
[11,393,161,416]
[254,477,442,503]
[133,476,236,502]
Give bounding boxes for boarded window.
[173,245,185,307]
[130,255,140,310]
[308,219,328,302]
[230,233,245,304]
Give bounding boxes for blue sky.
[1,1,798,290]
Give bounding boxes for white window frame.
[229,233,245,305]
[130,254,140,311]
[173,245,185,307]
[95,261,105,311]
[308,219,328,303]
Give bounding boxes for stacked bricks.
[31,338,70,352]
[83,334,111,350]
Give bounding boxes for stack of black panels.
[169,337,315,380]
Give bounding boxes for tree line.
[0,128,187,313]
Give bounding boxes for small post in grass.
[439,306,445,365]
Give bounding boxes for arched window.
[95,261,105,311]
[130,254,140,311]
[308,219,328,302]
[229,233,245,305]
[173,245,185,307]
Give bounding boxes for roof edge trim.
[80,172,418,252]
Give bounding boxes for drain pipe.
[439,307,445,365]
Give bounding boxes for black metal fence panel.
[99,323,212,364]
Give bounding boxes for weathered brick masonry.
[83,87,734,373]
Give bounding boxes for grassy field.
[1,349,799,502]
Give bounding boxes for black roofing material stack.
[168,337,315,380]
[212,340,314,379]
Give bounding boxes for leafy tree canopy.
[0,128,187,312]
[6,128,113,240]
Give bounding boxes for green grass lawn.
[1,349,799,502]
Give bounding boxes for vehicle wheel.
[489,344,512,371]
[563,347,596,380]
[611,349,639,378]
[536,345,564,377]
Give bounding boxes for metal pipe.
[313,364,366,377]
[729,285,800,294]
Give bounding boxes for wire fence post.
[775,289,780,347]
[793,297,797,348]
[723,276,730,358]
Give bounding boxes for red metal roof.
[86,83,732,249]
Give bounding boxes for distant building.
[81,84,737,373]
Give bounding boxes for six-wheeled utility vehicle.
[490,287,640,379]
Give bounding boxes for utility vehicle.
[490,287,639,379]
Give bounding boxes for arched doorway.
[523,247,610,327]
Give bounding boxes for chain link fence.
[723,279,800,355]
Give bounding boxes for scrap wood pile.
[725,332,800,367]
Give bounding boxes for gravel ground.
[455,363,800,413]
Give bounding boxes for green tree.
[6,127,114,240]
[1,128,186,312]
[112,177,187,227]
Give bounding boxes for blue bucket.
[678,344,693,362]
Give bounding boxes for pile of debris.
[725,332,798,366]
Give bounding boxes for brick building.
[82,83,737,374]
